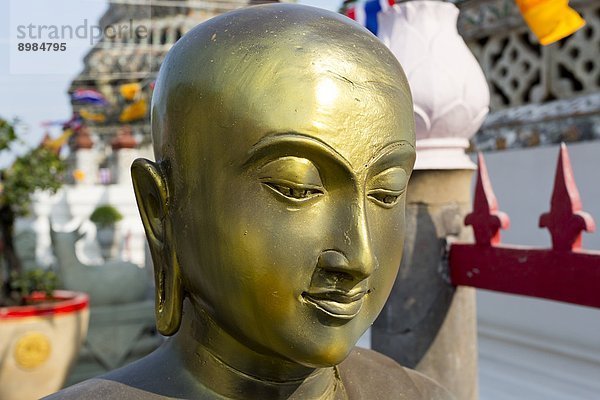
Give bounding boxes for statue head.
[132,4,415,369]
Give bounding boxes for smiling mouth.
[301,288,368,320]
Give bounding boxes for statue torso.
[45,347,453,399]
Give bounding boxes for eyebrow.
[245,131,414,173]
[246,132,351,170]
[366,141,415,172]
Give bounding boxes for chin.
[282,314,375,368]
[288,336,357,368]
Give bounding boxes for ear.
[131,158,183,336]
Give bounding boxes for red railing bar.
[449,144,600,309]
[450,244,600,308]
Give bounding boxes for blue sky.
[0,0,341,153]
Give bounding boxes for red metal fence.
[450,144,600,308]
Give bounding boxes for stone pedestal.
[95,225,118,261]
[372,3,491,397]
[372,169,478,400]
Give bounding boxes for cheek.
[367,201,406,303]
[217,184,328,294]
[214,188,335,340]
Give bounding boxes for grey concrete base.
[372,169,478,400]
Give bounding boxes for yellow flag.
[119,83,141,101]
[119,99,148,123]
[42,129,74,153]
[516,0,585,45]
[80,109,106,123]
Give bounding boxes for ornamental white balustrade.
[378,1,490,170]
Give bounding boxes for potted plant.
[0,117,89,399]
[0,117,66,306]
[89,204,123,260]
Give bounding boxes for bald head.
[151,4,413,166]
[134,4,416,354]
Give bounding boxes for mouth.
[301,288,368,320]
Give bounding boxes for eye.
[368,166,408,208]
[263,181,324,202]
[367,189,404,208]
[257,157,325,203]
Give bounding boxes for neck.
[171,300,344,400]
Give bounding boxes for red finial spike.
[465,153,510,246]
[539,143,595,251]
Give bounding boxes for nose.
[319,201,377,282]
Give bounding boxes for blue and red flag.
[345,0,395,35]
[71,89,108,106]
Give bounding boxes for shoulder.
[337,347,455,400]
[43,347,212,400]
[43,349,179,399]
[403,368,457,400]
[42,378,167,400]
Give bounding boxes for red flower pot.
[0,290,89,400]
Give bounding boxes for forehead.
[250,74,412,169]
[156,6,415,174]
[171,53,414,172]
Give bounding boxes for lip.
[301,288,367,320]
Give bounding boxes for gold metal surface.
[129,4,419,398]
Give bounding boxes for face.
[166,39,415,368]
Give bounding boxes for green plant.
[90,204,123,227]
[10,269,58,302]
[0,117,66,306]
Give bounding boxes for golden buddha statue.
[47,4,453,399]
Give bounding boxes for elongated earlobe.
[131,158,183,336]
